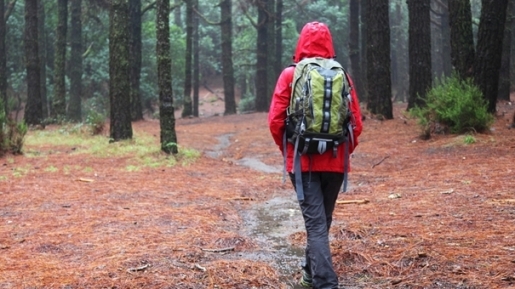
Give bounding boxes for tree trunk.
[109,0,133,141]
[174,0,182,26]
[38,0,48,118]
[255,0,269,112]
[360,0,368,101]
[181,0,193,117]
[407,0,432,110]
[511,0,515,90]
[366,0,393,119]
[24,0,42,125]
[156,0,178,154]
[220,0,236,115]
[192,0,199,117]
[473,0,509,113]
[274,0,283,76]
[53,0,68,120]
[0,0,7,115]
[448,0,475,79]
[498,0,513,101]
[349,0,363,100]
[68,0,82,122]
[395,2,409,102]
[266,0,276,104]
[430,0,443,79]
[440,0,452,78]
[129,0,143,120]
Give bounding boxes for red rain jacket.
[268,22,363,173]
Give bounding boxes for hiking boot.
[299,268,313,288]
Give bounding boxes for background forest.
[0,0,513,150]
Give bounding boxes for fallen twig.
[372,156,389,168]
[489,199,515,205]
[194,264,206,272]
[336,199,370,205]
[201,247,235,253]
[224,197,253,201]
[127,264,150,273]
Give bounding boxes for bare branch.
[141,0,181,15]
[284,0,310,18]
[141,1,156,15]
[4,0,18,22]
[193,6,223,26]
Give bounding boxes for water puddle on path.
[204,134,234,158]
[240,195,306,288]
[206,133,305,287]
[205,133,282,173]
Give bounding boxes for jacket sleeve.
[268,67,294,153]
[347,74,363,153]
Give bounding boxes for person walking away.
[268,21,363,288]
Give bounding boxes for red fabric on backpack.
[268,22,363,173]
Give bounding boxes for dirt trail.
[1,97,515,288]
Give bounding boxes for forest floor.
[1,90,515,289]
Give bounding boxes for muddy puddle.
[204,134,234,159]
[206,133,306,287]
[241,195,306,287]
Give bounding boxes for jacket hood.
[293,22,336,63]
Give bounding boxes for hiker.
[268,22,363,288]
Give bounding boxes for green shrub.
[238,93,256,113]
[85,111,106,135]
[464,134,476,145]
[409,74,493,138]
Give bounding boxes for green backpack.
[284,57,353,201]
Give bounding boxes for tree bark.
[38,0,48,118]
[156,0,178,154]
[366,0,393,119]
[393,2,409,102]
[511,0,515,89]
[174,0,182,26]
[473,0,509,113]
[360,0,368,101]
[440,0,452,78]
[498,0,513,101]
[407,0,432,110]
[109,0,133,141]
[266,0,275,104]
[274,0,283,77]
[430,0,443,79]
[192,0,199,117]
[349,0,363,100]
[24,0,42,125]
[181,0,193,117]
[448,0,475,79]
[68,0,83,122]
[0,0,7,115]
[129,0,143,120]
[255,0,269,112]
[128,0,143,120]
[220,0,236,115]
[53,0,68,120]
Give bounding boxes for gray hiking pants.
[290,172,343,289]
